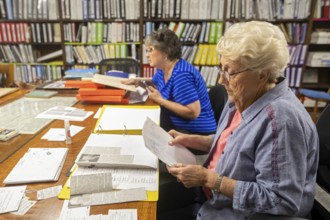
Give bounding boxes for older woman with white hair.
[165,21,319,220]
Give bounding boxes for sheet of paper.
[41,125,84,141]
[108,209,137,220]
[95,106,160,132]
[70,173,113,195]
[93,108,102,119]
[36,106,93,121]
[74,167,158,191]
[92,74,136,92]
[128,86,148,104]
[0,185,27,213]
[142,117,196,166]
[75,133,158,169]
[37,185,63,200]
[69,188,147,208]
[10,196,36,215]
[89,214,109,220]
[59,200,90,220]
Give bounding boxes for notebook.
[4,148,68,185]
[25,90,58,98]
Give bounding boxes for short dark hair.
[145,28,182,61]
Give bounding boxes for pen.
[64,120,72,145]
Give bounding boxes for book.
[4,148,68,185]
[92,74,136,92]
[25,90,58,98]
[0,88,18,98]
[0,128,19,141]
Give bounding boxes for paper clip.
[97,124,103,135]
[123,125,127,136]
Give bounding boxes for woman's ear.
[258,70,271,83]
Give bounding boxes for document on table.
[73,167,158,191]
[41,125,84,141]
[37,185,63,200]
[4,148,68,185]
[142,117,196,166]
[70,172,113,195]
[108,209,137,220]
[69,187,147,208]
[76,133,158,169]
[0,185,27,214]
[59,200,90,220]
[10,196,36,215]
[36,106,93,121]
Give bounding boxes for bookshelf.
[0,0,319,89]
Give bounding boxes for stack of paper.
[4,148,68,185]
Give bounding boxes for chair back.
[98,58,140,77]
[208,84,228,124]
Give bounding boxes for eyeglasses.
[217,66,251,81]
[145,47,155,53]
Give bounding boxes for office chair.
[98,58,141,77]
[298,88,330,122]
[208,84,228,124]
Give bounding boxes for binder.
[94,105,160,135]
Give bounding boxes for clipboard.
[94,105,160,135]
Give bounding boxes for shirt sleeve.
[232,106,318,216]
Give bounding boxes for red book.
[77,95,129,104]
[65,80,106,88]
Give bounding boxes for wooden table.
[0,90,157,220]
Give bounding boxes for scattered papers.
[142,117,197,166]
[108,209,137,220]
[70,173,113,195]
[69,187,147,208]
[37,185,63,200]
[4,148,68,185]
[0,185,27,214]
[36,106,93,121]
[59,200,90,220]
[41,125,84,141]
[10,196,36,215]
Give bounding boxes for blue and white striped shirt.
[152,59,216,133]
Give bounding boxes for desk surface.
[0,90,157,220]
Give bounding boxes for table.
[0,90,157,220]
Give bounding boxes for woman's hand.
[167,164,217,188]
[146,86,164,104]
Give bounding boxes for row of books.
[198,66,219,87]
[190,44,219,66]
[0,22,30,43]
[144,0,224,20]
[0,0,59,20]
[227,0,312,20]
[65,43,137,64]
[314,0,330,18]
[288,44,308,66]
[14,64,62,83]
[306,52,330,67]
[283,66,303,88]
[62,0,140,20]
[277,23,308,44]
[311,31,330,44]
[0,44,35,63]
[63,22,139,44]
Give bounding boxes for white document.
[93,108,102,118]
[36,106,93,121]
[92,74,136,92]
[108,209,137,220]
[95,105,160,133]
[70,173,113,195]
[142,117,196,166]
[37,185,63,200]
[59,200,90,220]
[69,187,147,208]
[128,86,148,104]
[74,167,158,191]
[10,196,36,215]
[41,125,84,141]
[0,185,27,214]
[4,148,68,185]
[76,133,158,169]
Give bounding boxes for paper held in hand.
[142,117,196,166]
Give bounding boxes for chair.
[298,88,330,122]
[98,58,141,77]
[208,84,228,124]
[311,104,330,220]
